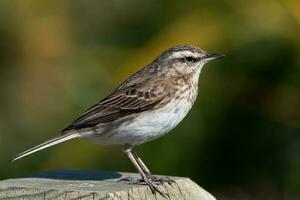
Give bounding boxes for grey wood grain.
[0,169,216,200]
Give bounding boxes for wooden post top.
[0,169,216,200]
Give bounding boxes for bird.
[10,45,224,196]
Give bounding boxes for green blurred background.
[0,0,300,199]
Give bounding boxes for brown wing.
[62,80,170,132]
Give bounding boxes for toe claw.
[147,175,175,186]
[146,180,169,198]
[117,175,171,198]
[118,176,141,185]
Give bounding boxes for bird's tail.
[9,132,80,162]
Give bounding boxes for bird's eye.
[184,56,198,63]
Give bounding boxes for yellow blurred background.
[0,1,300,199]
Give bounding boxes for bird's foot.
[118,175,175,186]
[117,176,141,185]
[143,177,170,198]
[147,175,175,186]
[118,176,171,198]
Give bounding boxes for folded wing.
[62,80,171,132]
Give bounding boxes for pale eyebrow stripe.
[169,51,198,59]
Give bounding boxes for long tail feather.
[9,133,80,162]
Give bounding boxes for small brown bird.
[10,45,224,196]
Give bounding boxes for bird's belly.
[94,99,193,145]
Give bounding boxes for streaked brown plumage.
[62,79,171,131]
[10,45,224,196]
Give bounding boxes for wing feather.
[62,81,170,132]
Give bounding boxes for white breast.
[95,96,194,145]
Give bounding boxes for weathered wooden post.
[0,169,216,200]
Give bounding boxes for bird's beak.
[203,53,225,62]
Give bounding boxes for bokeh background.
[0,0,300,199]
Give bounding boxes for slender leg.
[131,148,175,185]
[123,144,147,180]
[122,144,169,197]
[131,148,151,176]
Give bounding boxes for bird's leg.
[121,144,169,197]
[123,144,148,181]
[130,148,175,185]
[130,148,151,176]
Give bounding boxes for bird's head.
[156,45,225,78]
